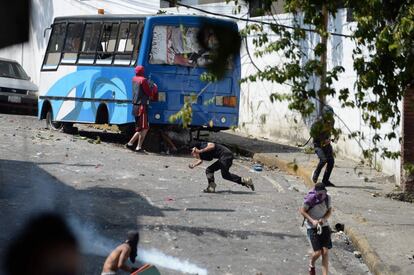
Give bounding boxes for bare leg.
[128,132,140,145]
[160,131,177,151]
[310,250,321,267]
[321,248,329,275]
[136,129,149,150]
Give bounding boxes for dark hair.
[3,212,78,275]
[126,231,139,263]
[314,182,327,191]
[189,140,202,149]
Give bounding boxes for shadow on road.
[0,158,163,274]
[210,132,301,156]
[140,224,301,240]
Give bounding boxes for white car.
[0,58,38,113]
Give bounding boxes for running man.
[125,66,158,153]
[189,141,254,193]
[102,231,139,275]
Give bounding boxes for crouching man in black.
[189,141,254,193]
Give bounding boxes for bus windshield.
[149,25,218,68]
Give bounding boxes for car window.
[0,61,30,80]
[12,63,30,80]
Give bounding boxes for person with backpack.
[125,66,158,153]
[310,105,337,187]
[299,183,332,275]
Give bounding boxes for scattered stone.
[244,247,248,251]
[291,187,299,192]
[164,165,169,168]
[354,251,362,258]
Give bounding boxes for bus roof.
[53,14,237,25]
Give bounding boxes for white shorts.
[101,272,116,275]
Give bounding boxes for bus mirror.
[43,26,52,38]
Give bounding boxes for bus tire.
[62,123,78,134]
[45,109,63,130]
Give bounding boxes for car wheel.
[45,109,63,130]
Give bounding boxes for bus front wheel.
[45,109,63,130]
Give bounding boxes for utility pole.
[319,4,328,114]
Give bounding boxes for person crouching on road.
[125,66,158,153]
[189,141,254,193]
[102,231,139,275]
[300,183,332,275]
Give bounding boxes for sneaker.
[135,148,148,154]
[311,170,317,183]
[323,180,336,187]
[124,143,134,150]
[242,177,255,191]
[203,182,216,193]
[308,265,315,275]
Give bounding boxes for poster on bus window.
[150,25,217,67]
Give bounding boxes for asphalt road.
[0,114,370,275]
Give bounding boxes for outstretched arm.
[189,159,203,169]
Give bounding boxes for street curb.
[234,149,399,275]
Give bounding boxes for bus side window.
[131,22,144,66]
[42,23,66,70]
[61,23,84,64]
[96,23,119,65]
[78,22,102,65]
[113,22,140,66]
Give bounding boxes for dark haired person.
[102,231,140,275]
[4,212,80,275]
[300,183,332,275]
[310,105,337,187]
[189,141,254,193]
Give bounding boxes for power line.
[174,2,354,39]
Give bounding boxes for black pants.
[206,155,242,185]
[314,144,334,183]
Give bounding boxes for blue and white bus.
[38,14,241,133]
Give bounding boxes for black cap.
[314,182,327,191]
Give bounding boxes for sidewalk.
[212,131,414,275]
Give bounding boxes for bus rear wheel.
[45,109,63,130]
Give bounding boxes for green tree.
[240,0,414,161]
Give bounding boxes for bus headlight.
[155,113,161,120]
[215,96,237,107]
[221,117,226,124]
[158,92,166,102]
